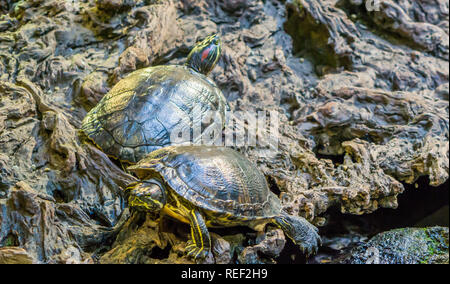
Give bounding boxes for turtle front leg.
[186,210,211,260]
[274,211,321,257]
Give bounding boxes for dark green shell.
[128,146,282,218]
[82,65,228,163]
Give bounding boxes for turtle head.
[127,179,167,212]
[186,34,222,76]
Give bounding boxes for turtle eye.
[212,37,219,45]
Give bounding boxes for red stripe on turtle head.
[201,47,212,62]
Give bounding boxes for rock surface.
[0,246,34,264]
[0,0,448,263]
[337,226,449,264]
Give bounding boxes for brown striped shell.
[127,146,282,219]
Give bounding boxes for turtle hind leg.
[186,210,211,260]
[274,211,321,257]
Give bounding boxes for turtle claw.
[186,245,209,260]
[293,230,321,257]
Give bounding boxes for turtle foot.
[275,212,322,257]
[185,241,210,260]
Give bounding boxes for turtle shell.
[128,146,282,219]
[82,65,228,163]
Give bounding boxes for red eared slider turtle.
[81,35,227,164]
[126,146,321,260]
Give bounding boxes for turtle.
[81,34,228,164]
[125,145,321,260]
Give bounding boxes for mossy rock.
[338,227,449,264]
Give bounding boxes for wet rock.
[0,74,134,263]
[0,247,35,264]
[211,234,232,264]
[0,182,76,262]
[110,1,182,83]
[337,227,449,264]
[77,71,110,109]
[100,212,193,264]
[116,47,149,76]
[370,0,449,60]
[218,0,249,15]
[51,246,95,264]
[96,0,136,12]
[0,0,448,263]
[238,228,286,264]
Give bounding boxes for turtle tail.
[274,211,321,257]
